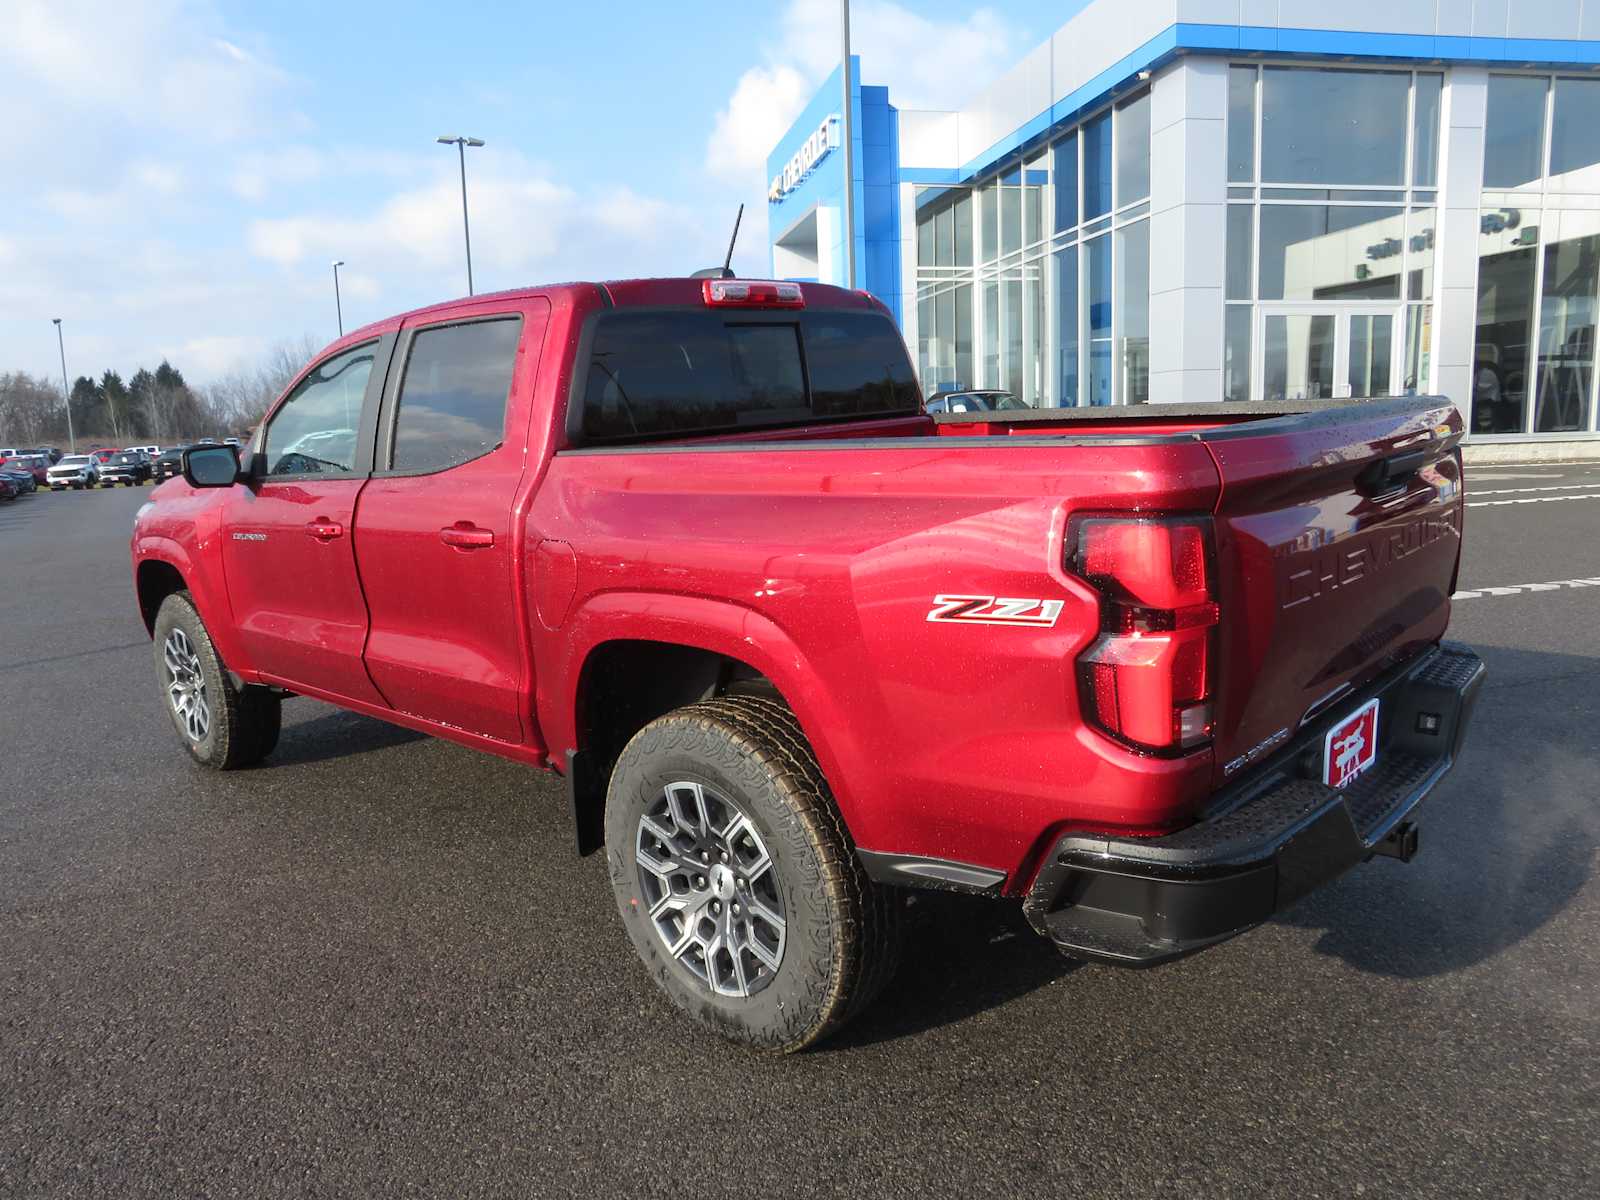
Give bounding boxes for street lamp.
[332,260,346,337]
[436,135,485,295]
[51,318,76,454]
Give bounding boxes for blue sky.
[1,0,1083,384]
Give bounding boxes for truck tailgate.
[1202,397,1464,787]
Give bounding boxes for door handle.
[305,519,344,540]
[440,523,495,549]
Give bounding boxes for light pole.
[332,260,346,337]
[51,318,76,454]
[839,0,856,288]
[436,135,484,295]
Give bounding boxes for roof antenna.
[692,204,744,279]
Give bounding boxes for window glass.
[1086,234,1112,405]
[1228,67,1257,182]
[1116,220,1150,404]
[1347,313,1394,398]
[1534,211,1600,432]
[391,319,520,473]
[1002,277,1023,398]
[1226,205,1254,300]
[1223,306,1252,402]
[1550,78,1600,191]
[1261,68,1408,185]
[1053,132,1078,232]
[1263,313,1335,400]
[1024,265,1045,406]
[1116,92,1151,206]
[917,208,935,269]
[263,341,376,475]
[936,204,955,266]
[982,282,999,387]
[1258,205,1404,300]
[1084,113,1112,220]
[954,192,973,266]
[1406,208,1437,301]
[1054,245,1078,406]
[1001,164,1022,256]
[1024,154,1047,247]
[1412,73,1443,187]
[1472,213,1539,433]
[1484,76,1548,189]
[980,181,998,262]
[580,311,916,441]
[1402,305,1431,394]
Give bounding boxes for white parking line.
[1466,491,1600,508]
[1468,484,1600,496]
[1453,577,1600,600]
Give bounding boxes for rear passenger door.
[353,300,549,745]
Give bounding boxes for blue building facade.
[767,1,1600,447]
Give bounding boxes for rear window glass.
[390,317,521,473]
[580,309,918,443]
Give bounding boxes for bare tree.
[196,335,320,433]
[0,372,63,445]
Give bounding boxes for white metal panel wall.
[1431,67,1490,427]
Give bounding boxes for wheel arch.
[555,596,860,857]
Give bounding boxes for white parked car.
[47,454,100,490]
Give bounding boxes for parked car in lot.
[0,474,17,501]
[1,454,50,487]
[1,461,38,494]
[153,446,187,482]
[47,454,100,490]
[99,449,153,487]
[131,276,1483,1051]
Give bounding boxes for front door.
[352,300,548,746]
[1255,305,1401,401]
[221,336,390,706]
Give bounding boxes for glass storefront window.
[1550,78,1600,193]
[1261,68,1409,185]
[1228,66,1256,183]
[1003,277,1023,398]
[1024,154,1046,247]
[1534,212,1600,432]
[982,281,999,388]
[954,192,973,267]
[1054,245,1079,406]
[1054,132,1078,232]
[1223,306,1252,401]
[1406,208,1436,301]
[1403,305,1431,394]
[1025,266,1046,405]
[1263,313,1336,400]
[1001,163,1022,256]
[1086,234,1112,405]
[1412,74,1442,187]
[1084,113,1112,220]
[1116,221,1150,404]
[980,181,998,262]
[1116,92,1151,207]
[1484,76,1549,190]
[1473,212,1539,433]
[1258,205,1404,300]
[1347,313,1394,397]
[1226,205,1253,300]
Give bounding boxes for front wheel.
[152,592,281,769]
[605,695,900,1052]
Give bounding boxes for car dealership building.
[766,0,1600,449]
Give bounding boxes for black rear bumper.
[1023,642,1485,966]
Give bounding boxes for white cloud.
[707,0,1025,184]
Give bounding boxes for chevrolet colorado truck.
[131,277,1483,1051]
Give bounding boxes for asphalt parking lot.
[2,468,1598,1198]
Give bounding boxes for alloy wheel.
[163,628,210,742]
[635,781,786,998]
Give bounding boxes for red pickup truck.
[132,277,1483,1050]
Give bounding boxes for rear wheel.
[152,592,281,769]
[605,695,900,1052]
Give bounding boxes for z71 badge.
[926,595,1063,627]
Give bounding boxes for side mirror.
[182,444,242,488]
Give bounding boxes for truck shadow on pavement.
[1275,645,1597,979]
[266,707,430,767]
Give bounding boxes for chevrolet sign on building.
[768,115,840,203]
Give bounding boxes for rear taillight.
[1069,516,1218,755]
[702,278,805,308]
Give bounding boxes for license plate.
[1324,698,1380,789]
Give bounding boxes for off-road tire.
[152,591,281,769]
[605,694,900,1052]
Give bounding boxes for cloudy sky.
[0,0,1081,384]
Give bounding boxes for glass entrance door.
[1256,306,1400,401]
